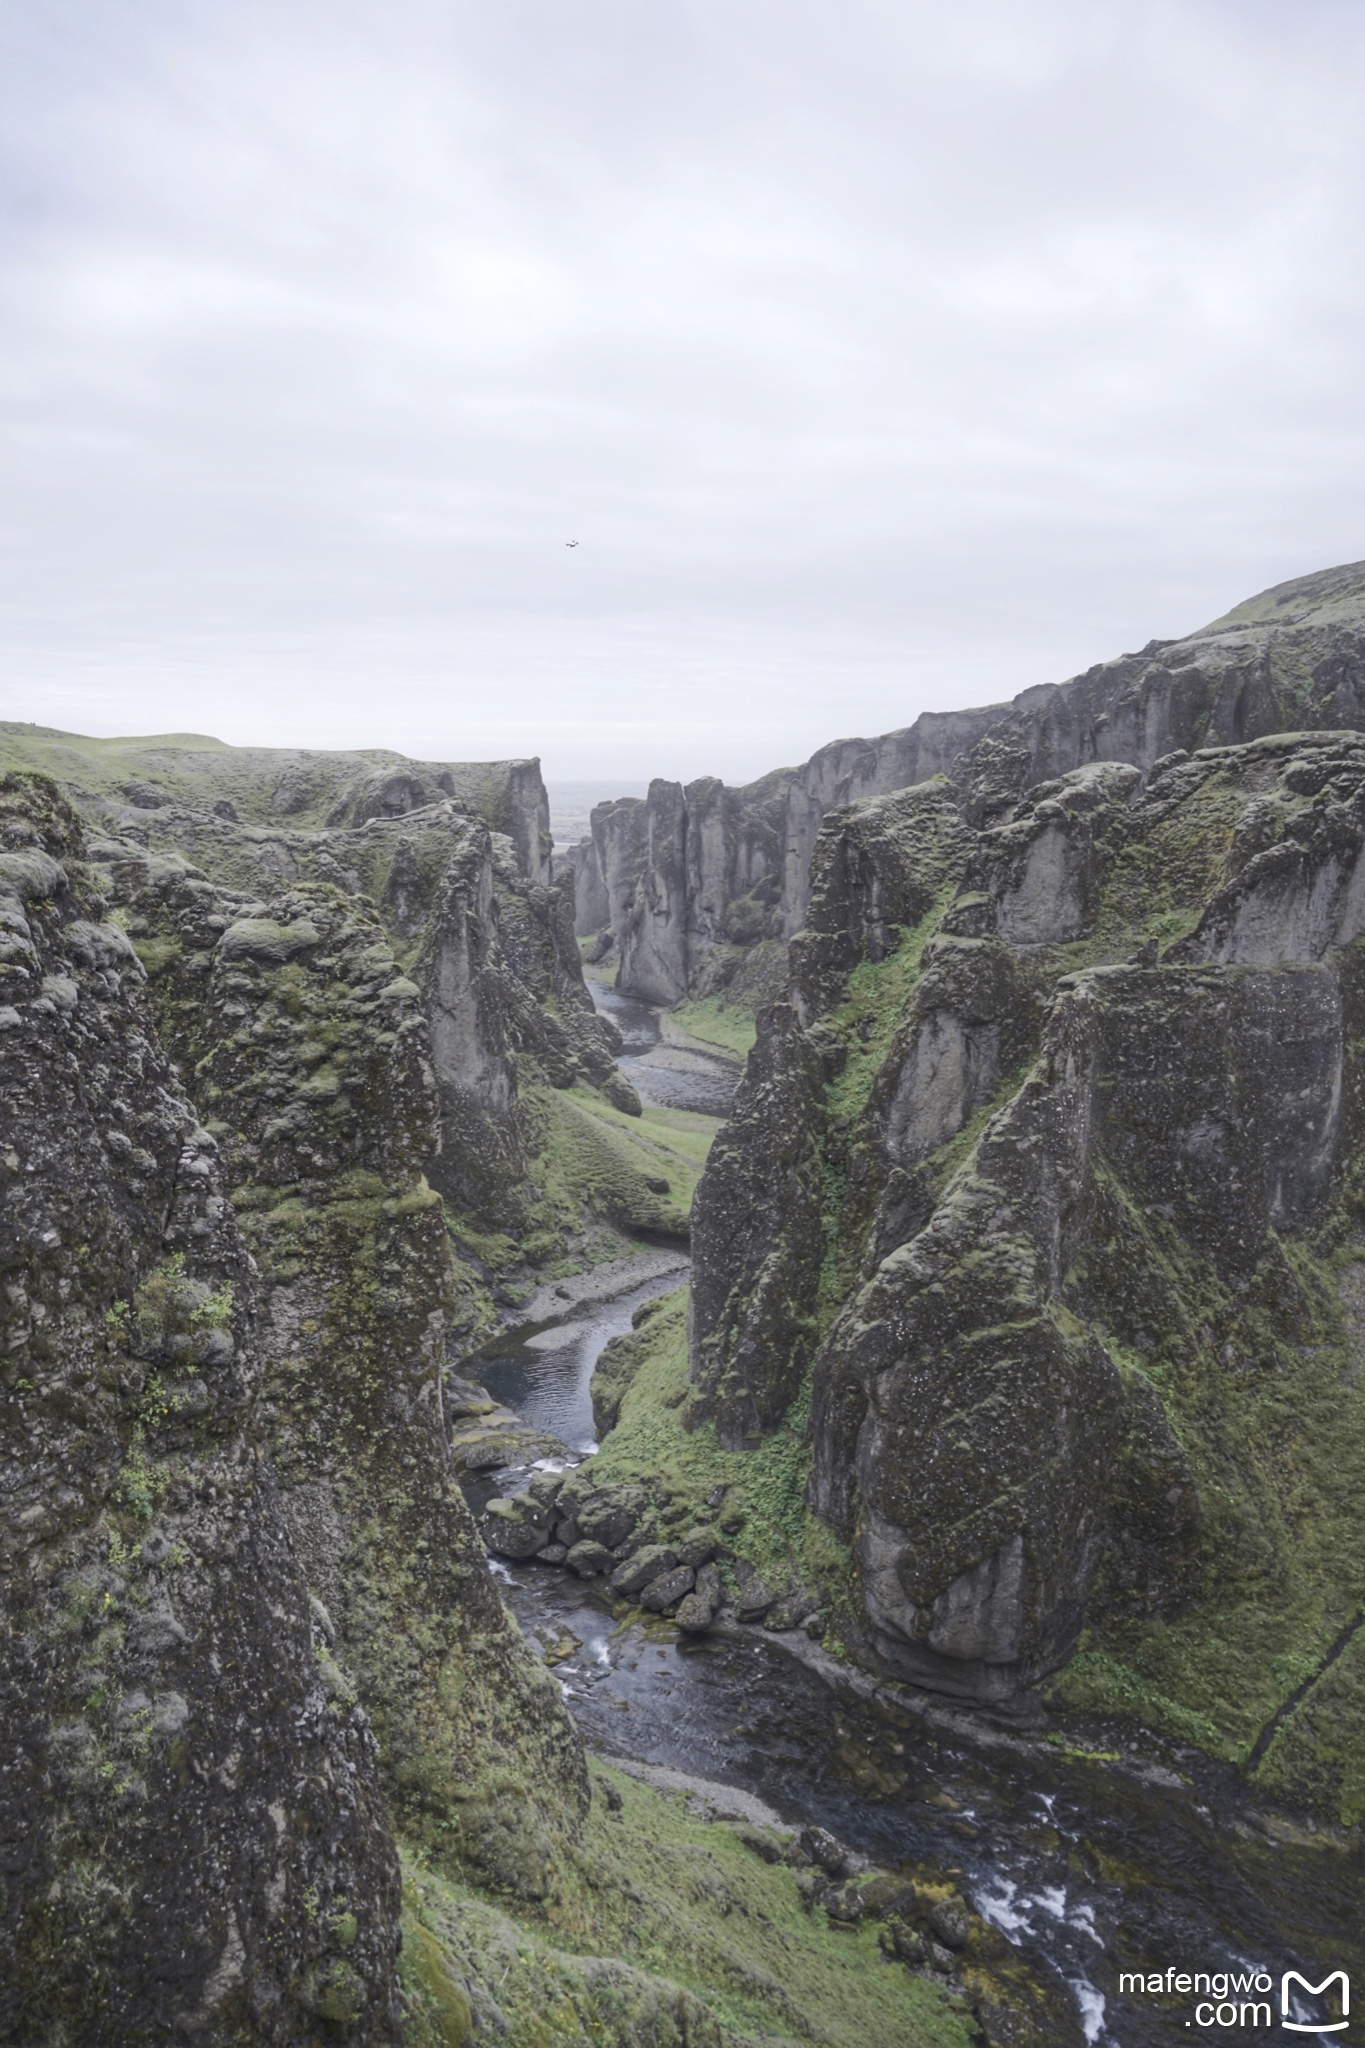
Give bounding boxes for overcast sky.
[1,0,1363,785]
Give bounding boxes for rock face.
[687,709,1365,1768]
[0,773,403,2041]
[0,724,553,888]
[96,818,591,1894]
[690,782,973,1450]
[572,558,1365,1007]
[83,790,632,1268]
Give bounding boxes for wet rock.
[446,1374,498,1417]
[880,1921,927,1967]
[732,1558,775,1622]
[675,1560,722,1632]
[524,1469,567,1509]
[929,1896,973,1950]
[765,1585,821,1631]
[973,1996,1054,2047]
[575,1493,643,1550]
[608,1545,678,1597]
[674,1526,720,1568]
[565,1540,615,1578]
[674,1592,714,1632]
[798,1825,852,1877]
[639,1564,696,1612]
[481,1498,552,1560]
[824,1883,865,1925]
[538,1543,568,1566]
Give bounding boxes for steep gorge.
[5,560,1365,2046]
[655,565,1365,1832]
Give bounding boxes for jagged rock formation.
[104,850,590,1894]
[572,559,1365,1011]
[686,672,1365,1803]
[0,723,552,889]
[82,787,643,1271]
[568,730,997,1000]
[0,764,981,2048]
[0,755,679,2039]
[0,773,404,2042]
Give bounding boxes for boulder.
[766,1586,822,1631]
[732,1559,775,1623]
[565,1541,616,1578]
[675,1527,720,1568]
[609,1545,679,1597]
[640,1565,696,1613]
[798,1826,851,1877]
[481,1498,552,1561]
[576,1494,643,1550]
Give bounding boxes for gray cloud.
[1,0,1363,782]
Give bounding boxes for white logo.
[1282,1969,1349,2033]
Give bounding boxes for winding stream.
[588,976,740,1118]
[460,997,1358,2047]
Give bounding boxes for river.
[458,993,1358,2047]
[588,975,741,1118]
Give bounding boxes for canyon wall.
[0,773,407,2041]
[682,562,1365,1817]
[0,747,692,2040]
[573,558,1365,1010]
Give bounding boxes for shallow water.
[465,1264,685,1452]
[588,977,739,1117]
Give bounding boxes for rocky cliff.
[0,758,762,2045]
[572,559,1365,1022]
[683,577,1365,1821]
[0,772,405,2041]
[0,724,552,892]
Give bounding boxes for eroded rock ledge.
[682,724,1365,1822]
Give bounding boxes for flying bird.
[566,540,578,547]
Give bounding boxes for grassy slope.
[529,1088,721,1239]
[0,721,381,826]
[400,1763,975,2048]
[589,1291,851,1611]
[0,721,526,833]
[669,995,758,1059]
[447,1091,723,1304]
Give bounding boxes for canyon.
[3,556,1364,2046]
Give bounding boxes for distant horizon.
[7,544,1360,800]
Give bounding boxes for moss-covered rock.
[108,854,594,1896]
[0,772,402,2042]
[684,730,1365,1803]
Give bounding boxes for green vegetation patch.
[670,995,757,1060]
[521,1086,722,1242]
[1049,1208,1365,1814]
[400,1763,975,2048]
[589,1292,850,1604]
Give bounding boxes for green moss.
[590,1293,850,1602]
[823,909,947,1133]
[518,1087,722,1246]
[1044,1188,1365,1805]
[400,1762,976,2048]
[670,997,757,1059]
[131,934,182,977]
